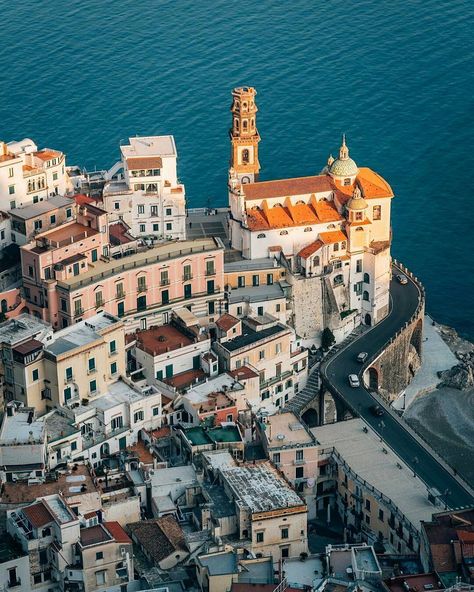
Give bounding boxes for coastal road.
[321,268,474,508]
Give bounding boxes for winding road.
[320,269,474,508]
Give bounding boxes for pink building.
[21,218,225,331]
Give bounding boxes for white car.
[348,374,360,388]
[396,274,408,285]
[356,352,368,363]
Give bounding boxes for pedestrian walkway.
[393,315,457,411]
[186,210,229,246]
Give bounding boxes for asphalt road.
[321,270,474,508]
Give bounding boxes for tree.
[321,327,335,351]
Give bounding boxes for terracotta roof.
[109,221,135,246]
[149,426,171,439]
[216,314,240,332]
[23,502,54,528]
[126,156,163,170]
[128,516,187,565]
[83,511,97,519]
[335,167,393,201]
[136,324,194,356]
[12,338,43,356]
[319,230,347,244]
[104,521,132,544]
[165,368,206,390]
[242,175,333,200]
[73,194,95,206]
[80,524,112,547]
[127,440,154,465]
[228,366,259,380]
[34,150,62,162]
[297,239,323,259]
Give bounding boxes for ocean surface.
[0,0,473,339]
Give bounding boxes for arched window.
[363,290,370,301]
[327,223,336,229]
[42,527,51,537]
[251,205,261,211]
[333,243,339,252]
[242,149,249,163]
[334,274,343,286]
[355,227,364,231]
[344,178,351,186]
[242,102,248,110]
[364,273,370,284]
[273,203,283,208]
[242,120,248,130]
[28,181,32,192]
[257,233,266,238]
[1,299,7,313]
[313,256,320,266]
[341,241,347,249]
[304,227,312,232]
[234,119,239,130]
[280,230,288,235]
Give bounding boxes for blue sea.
[0,0,473,339]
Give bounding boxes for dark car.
[369,404,384,417]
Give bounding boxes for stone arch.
[410,318,423,357]
[367,367,379,391]
[364,313,372,326]
[301,407,319,428]
[100,443,110,457]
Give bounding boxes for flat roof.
[385,573,445,592]
[0,314,51,345]
[220,461,305,513]
[90,379,159,412]
[136,323,195,356]
[198,551,237,575]
[0,408,44,444]
[228,283,285,304]
[264,412,316,447]
[219,323,288,353]
[57,238,220,290]
[185,373,244,404]
[121,135,177,158]
[10,195,74,220]
[224,257,280,273]
[45,312,120,357]
[38,221,97,244]
[313,419,436,529]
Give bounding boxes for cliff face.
[437,351,474,390]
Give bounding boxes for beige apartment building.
[4,312,125,414]
[259,411,319,518]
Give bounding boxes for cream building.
[227,87,393,343]
[102,135,186,240]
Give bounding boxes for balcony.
[205,269,216,277]
[64,375,75,384]
[293,459,306,466]
[183,274,193,281]
[73,307,84,317]
[116,291,125,299]
[7,578,22,588]
[160,278,170,286]
[137,284,147,293]
[95,299,105,308]
[260,369,292,389]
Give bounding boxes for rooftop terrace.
[263,412,317,448]
[0,314,51,345]
[56,237,221,291]
[219,322,288,353]
[10,195,74,220]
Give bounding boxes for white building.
[0,139,70,216]
[102,135,186,241]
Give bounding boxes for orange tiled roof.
[34,149,62,161]
[216,313,240,332]
[242,175,333,200]
[23,502,54,528]
[298,240,323,259]
[319,230,347,244]
[246,198,341,231]
[335,167,393,201]
[126,156,163,169]
[104,521,132,544]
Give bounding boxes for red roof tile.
[126,156,163,169]
[104,521,132,544]
[242,175,333,200]
[297,239,323,259]
[216,314,240,332]
[228,366,259,380]
[23,502,54,528]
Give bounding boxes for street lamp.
[413,456,419,478]
[379,420,385,443]
[444,488,451,511]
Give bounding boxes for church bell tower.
[229,87,261,184]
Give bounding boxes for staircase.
[284,366,320,414]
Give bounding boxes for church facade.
[227,87,393,343]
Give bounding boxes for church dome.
[328,134,358,178]
[347,185,368,210]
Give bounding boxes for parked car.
[369,404,384,417]
[396,274,408,285]
[348,374,360,388]
[356,352,368,363]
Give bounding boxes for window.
[183,264,192,281]
[28,265,34,277]
[295,466,304,479]
[116,282,125,298]
[365,514,370,524]
[276,303,281,312]
[281,527,289,539]
[138,205,145,214]
[252,274,259,286]
[373,205,382,220]
[378,509,384,522]
[139,224,146,233]
[91,249,98,262]
[66,208,72,218]
[53,172,58,181]
[153,223,159,231]
[259,350,265,360]
[355,211,363,221]
[66,367,73,380]
[153,406,160,416]
[237,275,245,288]
[354,281,363,295]
[256,532,264,543]
[96,551,103,560]
[109,340,117,354]
[261,390,270,400]
[138,275,147,291]
[208,300,215,315]
[110,362,117,375]
[151,205,158,217]
[89,379,97,393]
[95,291,103,307]
[71,441,77,451]
[296,449,304,461]
[88,358,96,372]
[32,368,39,381]
[137,295,147,311]
[156,370,163,380]
[206,260,215,276]
[111,416,123,430]
[237,306,243,315]
[365,499,371,511]
[34,220,42,231]
[74,300,83,316]
[114,202,120,210]
[344,178,351,186]
[281,547,289,558]
[8,167,14,178]
[64,387,72,402]
[207,280,215,295]
[363,290,370,301]
[166,222,172,231]
[50,214,56,224]
[356,259,362,273]
[267,273,273,285]
[160,270,169,286]
[364,273,370,284]
[166,208,172,216]
[162,290,169,305]
[280,230,288,235]
[275,342,282,354]
[257,306,264,316]
[33,574,42,585]
[273,453,280,464]
[334,274,343,286]
[95,570,106,586]
[8,185,15,195]
[257,233,266,238]
[134,410,144,423]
